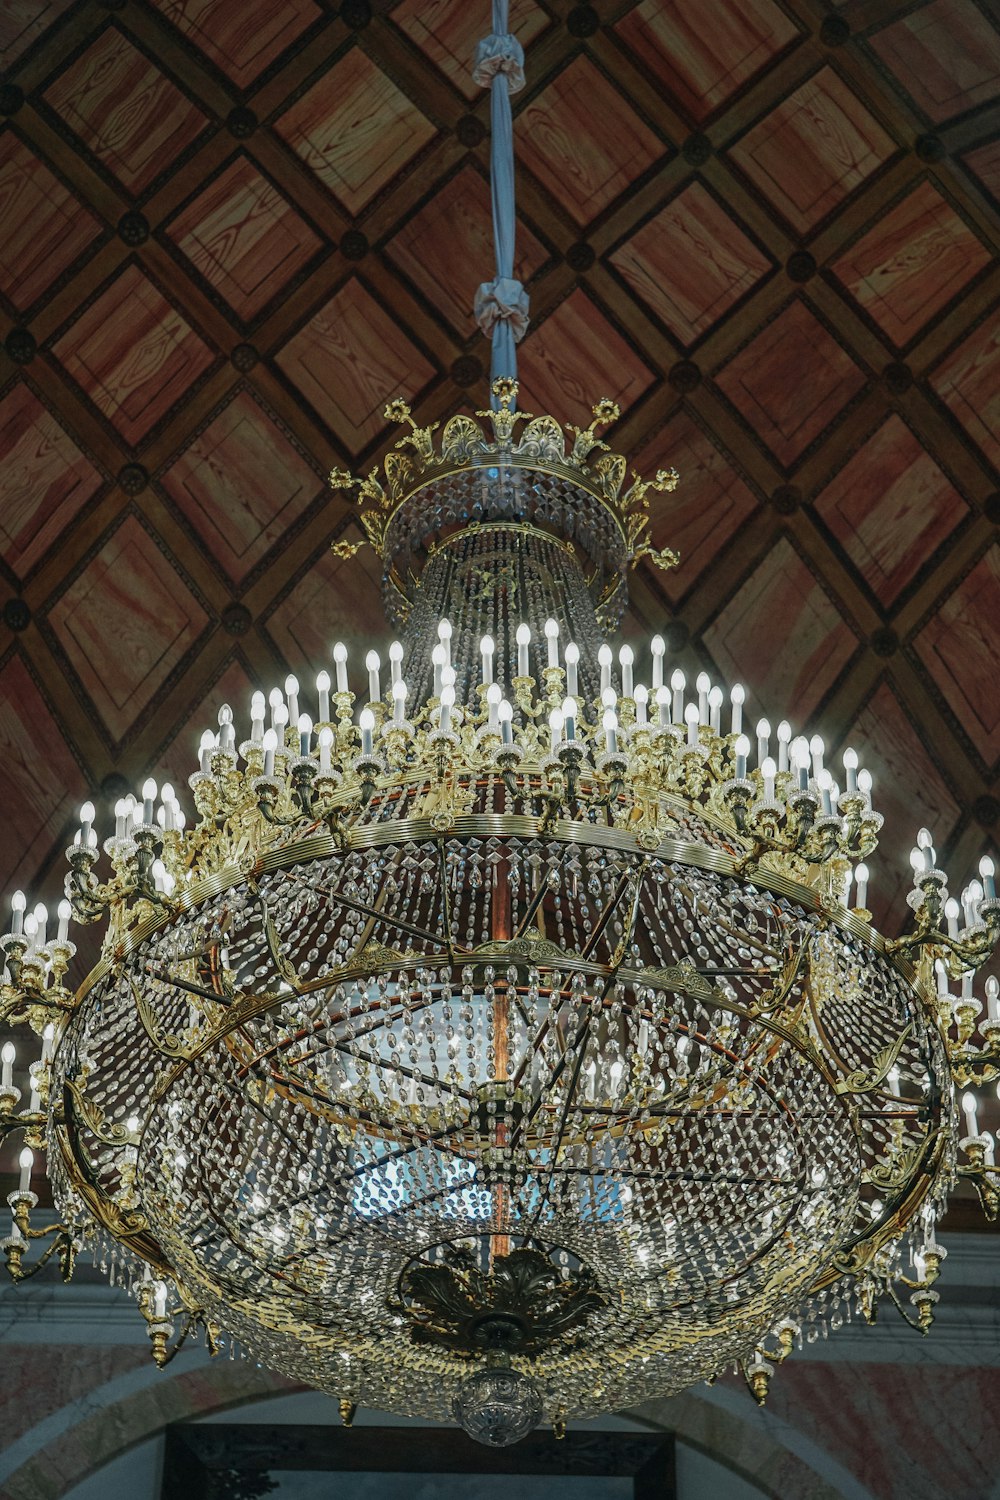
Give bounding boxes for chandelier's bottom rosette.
[52,811,943,1423]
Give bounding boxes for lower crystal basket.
[453,1362,544,1447]
[50,812,942,1423]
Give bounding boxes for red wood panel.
[517,286,654,420]
[0,657,87,893]
[152,0,320,89]
[833,181,991,348]
[815,416,967,605]
[44,27,208,194]
[392,0,548,102]
[931,306,1000,471]
[387,165,547,336]
[276,277,437,455]
[848,682,960,931]
[159,389,324,583]
[53,264,215,445]
[516,55,664,227]
[633,411,760,604]
[917,545,1000,767]
[716,300,865,467]
[729,69,895,233]
[276,47,436,216]
[167,155,323,319]
[870,0,1000,124]
[0,385,103,580]
[0,133,101,311]
[47,514,210,743]
[610,182,770,345]
[264,530,386,677]
[703,536,857,723]
[615,0,800,123]
[0,0,74,66]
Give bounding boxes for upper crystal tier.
[329,382,679,628]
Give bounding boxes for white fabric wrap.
[472,32,526,92]
[474,276,530,342]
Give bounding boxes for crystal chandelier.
[3,4,1000,1454]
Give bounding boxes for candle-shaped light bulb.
[734,733,750,781]
[603,708,619,755]
[810,734,825,778]
[79,801,95,843]
[771,722,790,776]
[56,898,71,944]
[33,903,47,949]
[332,642,348,693]
[708,686,723,734]
[855,862,869,910]
[437,619,453,664]
[153,1282,168,1321]
[142,777,157,825]
[1,1041,15,1089]
[945,897,961,938]
[910,847,924,875]
[761,755,776,801]
[790,736,809,791]
[18,1146,33,1195]
[756,718,770,768]
[817,768,833,816]
[250,691,266,741]
[22,914,37,948]
[650,635,665,691]
[548,707,564,750]
[986,975,1000,1022]
[365,651,380,705]
[684,701,699,747]
[392,679,408,724]
[544,617,560,668]
[438,683,455,731]
[479,635,495,687]
[935,958,949,998]
[262,728,277,779]
[218,704,236,752]
[695,672,710,724]
[598,644,613,694]
[441,665,456,694]
[730,683,745,737]
[962,1090,980,1138]
[842,746,858,792]
[10,890,25,937]
[516,623,531,677]
[887,1064,900,1097]
[284,675,299,726]
[858,768,872,803]
[656,684,670,728]
[486,682,502,725]
[498,698,513,745]
[620,645,635,699]
[316,671,331,723]
[564,642,580,698]
[151,858,166,893]
[559,695,576,740]
[671,668,685,724]
[979,855,996,900]
[318,725,334,771]
[916,825,935,872]
[635,684,649,725]
[359,706,376,754]
[388,641,403,685]
[298,713,313,755]
[268,686,283,726]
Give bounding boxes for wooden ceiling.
[3,0,1000,934]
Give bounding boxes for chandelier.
[3,3,1000,1455]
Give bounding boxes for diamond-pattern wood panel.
[4,0,1000,964]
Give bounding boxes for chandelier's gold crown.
[329,378,680,580]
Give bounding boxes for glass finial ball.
[453,1363,543,1447]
